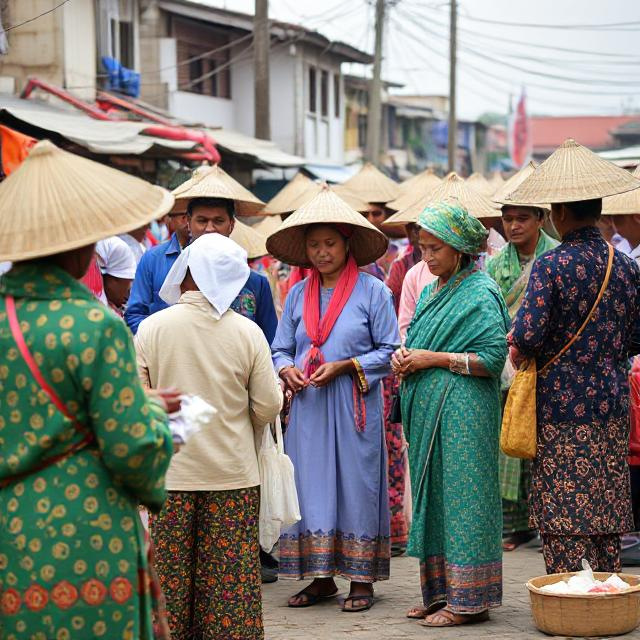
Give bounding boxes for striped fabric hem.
[279,529,390,583]
[420,556,502,613]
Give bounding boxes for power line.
[458,13,640,31]
[409,8,640,61]
[397,8,640,91]
[0,0,71,34]
[400,2,640,31]
[390,16,639,109]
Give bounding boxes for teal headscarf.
[417,200,488,255]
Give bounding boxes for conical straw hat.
[493,161,550,210]
[264,178,368,215]
[508,138,640,204]
[266,185,388,267]
[603,166,640,215]
[341,162,400,203]
[173,164,265,216]
[488,170,505,194]
[387,169,442,211]
[261,172,314,215]
[230,219,268,259]
[398,167,441,196]
[466,172,494,197]
[252,214,283,237]
[384,172,500,225]
[0,140,173,262]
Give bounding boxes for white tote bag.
[258,417,301,552]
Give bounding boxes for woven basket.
[527,572,640,637]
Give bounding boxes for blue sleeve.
[271,283,301,371]
[254,272,278,345]
[353,280,400,391]
[125,252,154,335]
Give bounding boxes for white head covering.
[95,237,137,279]
[159,233,249,316]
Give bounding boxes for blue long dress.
[272,272,400,582]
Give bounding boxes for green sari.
[401,266,509,613]
[486,230,558,319]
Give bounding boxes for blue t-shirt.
[125,236,277,344]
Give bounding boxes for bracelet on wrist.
[449,352,470,375]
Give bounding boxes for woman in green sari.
[393,201,509,628]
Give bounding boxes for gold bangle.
[449,353,467,375]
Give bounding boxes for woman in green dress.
[394,201,509,628]
[0,141,175,640]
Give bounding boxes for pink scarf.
[302,254,359,376]
[301,254,367,432]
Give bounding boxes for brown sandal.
[287,586,338,608]
[419,608,489,628]
[406,601,446,619]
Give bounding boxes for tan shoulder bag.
[500,244,614,459]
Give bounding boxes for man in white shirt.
[612,213,640,265]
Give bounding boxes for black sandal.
[341,594,375,613]
[287,586,338,608]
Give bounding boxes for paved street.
[263,543,640,639]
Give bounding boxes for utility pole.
[366,0,385,166]
[447,0,457,173]
[254,0,271,140]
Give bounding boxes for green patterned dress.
[0,263,172,640]
[401,267,509,613]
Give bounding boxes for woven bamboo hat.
[252,214,283,237]
[384,172,500,225]
[466,172,494,197]
[387,169,442,211]
[341,162,400,203]
[488,170,505,194]
[493,161,550,211]
[264,179,368,215]
[230,219,268,259]
[508,138,640,204]
[398,167,441,195]
[603,166,640,215]
[262,172,314,215]
[173,164,265,216]
[266,185,388,266]
[0,140,174,262]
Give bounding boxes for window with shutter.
[171,16,232,99]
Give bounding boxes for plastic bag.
[539,559,632,595]
[169,394,216,444]
[258,417,301,552]
[500,355,517,391]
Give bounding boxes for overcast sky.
[195,0,640,120]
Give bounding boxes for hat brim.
[267,223,388,267]
[0,140,175,262]
[265,187,388,267]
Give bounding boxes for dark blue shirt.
[125,235,278,344]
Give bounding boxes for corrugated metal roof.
[208,128,304,168]
[0,98,199,155]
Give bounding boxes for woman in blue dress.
[268,188,400,613]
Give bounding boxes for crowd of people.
[0,135,640,639]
